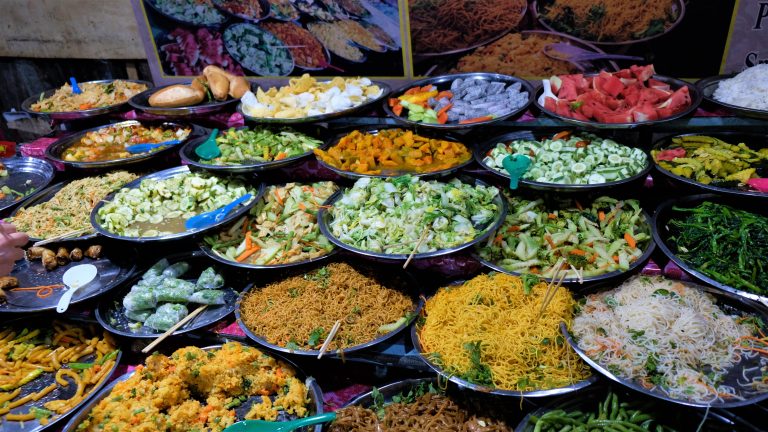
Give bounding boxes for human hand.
[0,222,28,276]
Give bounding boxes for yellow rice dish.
[75,342,311,432]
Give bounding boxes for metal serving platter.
[95,251,238,338]
[0,316,122,432]
[697,73,768,120]
[411,294,598,398]
[533,0,686,47]
[9,182,100,243]
[212,0,271,22]
[129,83,241,117]
[534,74,702,129]
[651,132,768,200]
[562,280,768,408]
[201,242,338,270]
[516,385,763,432]
[45,120,200,170]
[90,166,264,243]
[382,73,534,131]
[317,125,473,180]
[318,177,507,261]
[0,157,55,214]
[143,0,229,27]
[652,194,768,307]
[412,1,527,57]
[0,240,138,314]
[474,130,652,193]
[21,79,153,120]
[61,344,324,432]
[238,80,390,124]
[180,124,329,174]
[234,261,421,357]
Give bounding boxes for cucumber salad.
[483,131,648,185]
[328,176,500,255]
[476,194,651,280]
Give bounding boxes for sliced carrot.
[569,249,587,256]
[553,131,571,140]
[275,152,288,160]
[245,231,253,249]
[588,253,598,264]
[575,141,588,148]
[298,202,307,211]
[435,90,453,100]
[507,225,521,232]
[598,211,606,222]
[404,87,420,95]
[624,232,637,249]
[436,103,453,117]
[494,234,503,245]
[420,85,434,92]
[274,189,284,205]
[437,111,448,124]
[544,234,556,249]
[388,98,399,107]
[530,267,540,274]
[548,213,557,220]
[612,255,619,263]
[459,115,493,124]
[78,103,93,110]
[392,104,403,116]
[236,246,261,262]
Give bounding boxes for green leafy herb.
[459,341,493,387]
[521,273,541,295]
[308,327,325,347]
[67,362,93,370]
[31,407,54,419]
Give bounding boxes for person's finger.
[6,247,25,262]
[7,232,29,247]
[0,262,13,277]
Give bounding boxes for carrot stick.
[236,246,261,262]
[553,131,571,140]
[245,231,253,249]
[624,232,637,249]
[544,234,556,249]
[569,249,587,256]
[598,211,606,222]
[274,189,284,205]
[458,115,493,124]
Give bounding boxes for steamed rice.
[713,64,768,110]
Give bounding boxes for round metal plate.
[563,280,768,408]
[474,131,652,193]
[143,0,229,27]
[238,80,390,124]
[317,176,507,261]
[382,73,534,130]
[223,23,295,77]
[697,73,768,120]
[318,125,473,180]
[129,84,241,117]
[200,242,338,270]
[90,166,264,243]
[21,79,153,120]
[0,157,55,214]
[534,74,702,129]
[61,344,324,432]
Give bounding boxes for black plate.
[697,73,768,120]
[0,316,122,432]
[45,121,200,170]
[318,125,473,180]
[238,81,390,124]
[61,344,324,432]
[318,176,507,261]
[651,132,768,200]
[180,124,328,174]
[234,260,421,357]
[143,0,229,27]
[95,251,239,338]
[534,74,702,129]
[201,237,339,270]
[0,240,138,313]
[21,80,153,120]
[90,166,264,243]
[563,279,768,408]
[652,194,768,306]
[129,84,241,117]
[475,130,652,193]
[516,385,763,431]
[0,157,55,214]
[382,73,534,130]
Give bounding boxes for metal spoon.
[56,264,98,313]
[185,194,253,230]
[223,412,336,432]
[125,140,182,154]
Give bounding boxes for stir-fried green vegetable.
[97,172,256,237]
[669,202,768,295]
[476,194,651,279]
[484,131,648,185]
[329,176,500,255]
[200,127,323,166]
[204,182,337,265]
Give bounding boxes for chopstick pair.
[317,320,342,359]
[32,228,92,247]
[536,258,568,322]
[403,226,430,270]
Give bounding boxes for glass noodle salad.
[200,127,323,166]
[97,172,256,238]
[204,182,338,265]
[328,176,500,255]
[476,195,651,279]
[149,0,227,26]
[483,131,648,185]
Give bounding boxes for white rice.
[713,64,768,110]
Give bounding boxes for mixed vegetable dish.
[199,126,323,165]
[62,123,191,162]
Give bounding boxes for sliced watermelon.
[601,111,634,123]
[639,88,672,105]
[648,79,671,91]
[550,76,563,93]
[631,104,660,122]
[631,65,656,82]
[543,97,557,112]
[657,86,691,114]
[594,71,624,98]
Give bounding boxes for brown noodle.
[329,393,511,431]
[409,0,526,54]
[239,263,414,351]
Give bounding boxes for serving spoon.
[194,128,221,160]
[69,77,82,95]
[222,412,337,432]
[543,43,644,64]
[125,139,182,154]
[185,193,253,230]
[56,264,98,313]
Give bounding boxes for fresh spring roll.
[195,267,225,290]
[144,303,188,331]
[125,308,153,323]
[188,289,226,305]
[123,290,157,311]
[154,278,195,302]
[143,258,170,280]
[162,261,190,278]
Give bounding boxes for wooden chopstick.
[33,228,92,247]
[317,320,342,359]
[403,227,430,269]
[537,270,568,322]
[142,305,208,354]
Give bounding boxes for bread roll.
[148,85,205,108]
